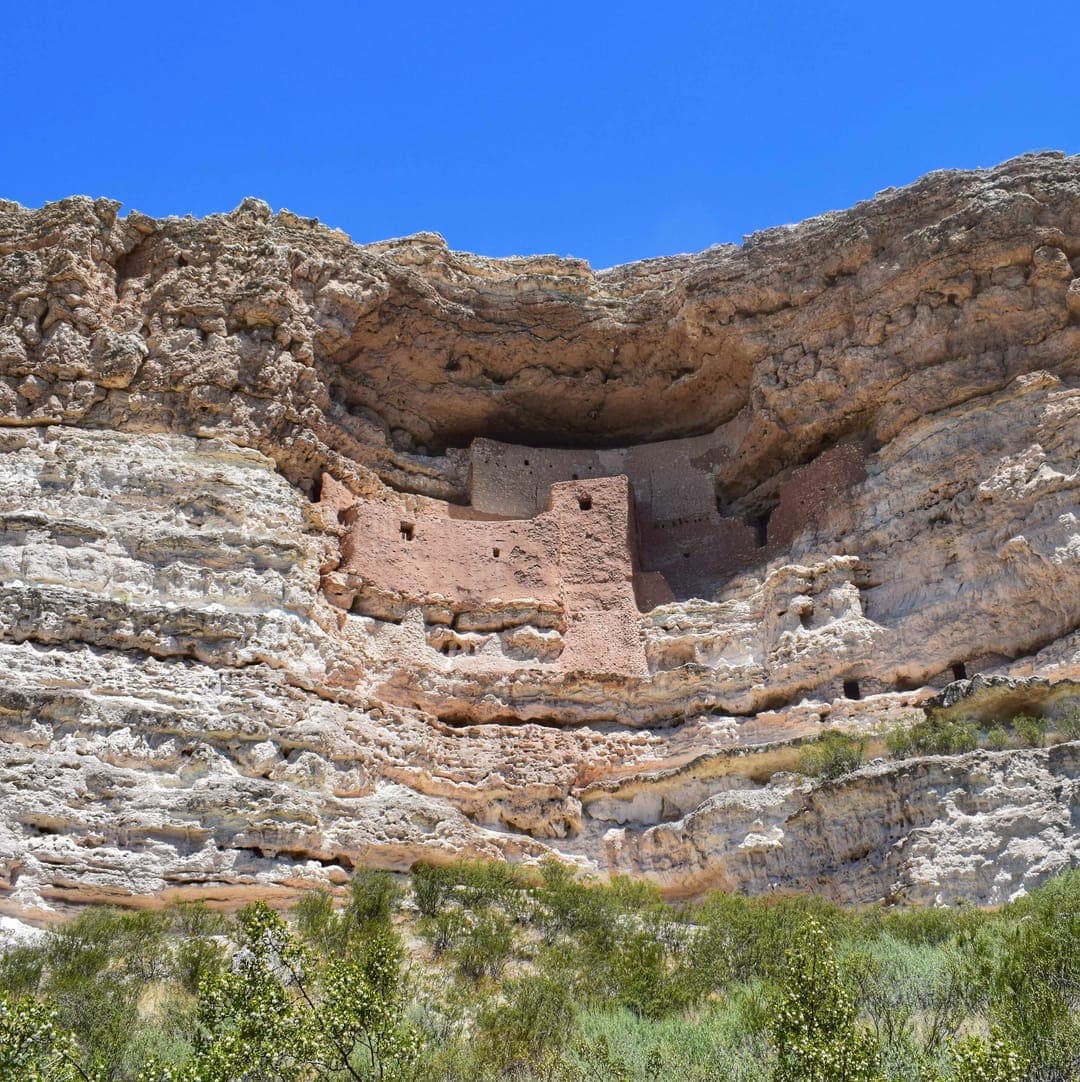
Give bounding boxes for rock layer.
[0,153,1078,916]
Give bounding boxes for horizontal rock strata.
[0,153,1078,915]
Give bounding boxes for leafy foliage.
[797,730,866,780]
[886,715,978,757]
[769,917,883,1082]
[1,866,1078,1080]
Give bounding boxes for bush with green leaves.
[991,869,1080,1076]
[797,729,866,781]
[886,715,978,758]
[769,917,883,1082]
[410,862,453,918]
[171,901,419,1082]
[1057,708,1080,740]
[985,726,1010,751]
[946,1029,1027,1082]
[1012,713,1048,748]
[454,907,515,982]
[0,991,101,1081]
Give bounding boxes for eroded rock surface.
[0,153,1078,916]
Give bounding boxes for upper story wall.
[469,431,729,527]
[467,433,870,605]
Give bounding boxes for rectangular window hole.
[492,547,500,558]
[952,662,967,680]
[400,522,414,541]
[750,511,771,548]
[578,495,592,511]
[843,679,861,700]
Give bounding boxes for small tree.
[770,917,883,1082]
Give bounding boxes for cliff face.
[0,153,1078,917]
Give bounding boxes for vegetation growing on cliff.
[1,865,1077,1081]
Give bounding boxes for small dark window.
[683,551,691,559]
[400,522,414,541]
[523,459,530,466]
[843,679,861,700]
[572,473,579,480]
[492,547,500,558]
[952,662,967,680]
[578,495,592,511]
[751,511,771,548]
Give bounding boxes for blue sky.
[3,1,1077,268]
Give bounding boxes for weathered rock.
[0,152,1078,915]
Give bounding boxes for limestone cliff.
[0,153,1078,917]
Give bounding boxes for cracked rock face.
[0,154,1079,917]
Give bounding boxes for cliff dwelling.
[321,428,870,678]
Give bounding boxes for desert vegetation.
[1,861,1078,1081]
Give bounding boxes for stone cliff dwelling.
[323,429,869,677]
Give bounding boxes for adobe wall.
[469,431,726,526]
[469,438,870,606]
[768,443,868,548]
[328,473,647,675]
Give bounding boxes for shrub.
[291,889,348,956]
[345,868,400,930]
[473,972,578,1075]
[1057,708,1080,741]
[423,907,467,957]
[886,716,978,758]
[454,908,514,982]
[992,869,1080,1075]
[411,862,452,918]
[769,917,883,1081]
[797,730,865,780]
[0,992,94,1082]
[1013,713,1048,749]
[986,726,1011,751]
[948,1029,1027,1082]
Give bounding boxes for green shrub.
[0,991,95,1082]
[1012,713,1048,748]
[424,907,467,956]
[454,907,514,982]
[797,730,866,780]
[886,716,978,758]
[1057,708,1080,740]
[986,725,1011,751]
[291,889,348,955]
[345,868,400,930]
[992,869,1080,1075]
[473,972,578,1075]
[947,1029,1027,1082]
[410,861,452,918]
[769,917,883,1081]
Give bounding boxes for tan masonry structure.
[320,433,867,677]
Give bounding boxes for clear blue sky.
[4,1,1077,268]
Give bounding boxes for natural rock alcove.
[0,153,1078,916]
